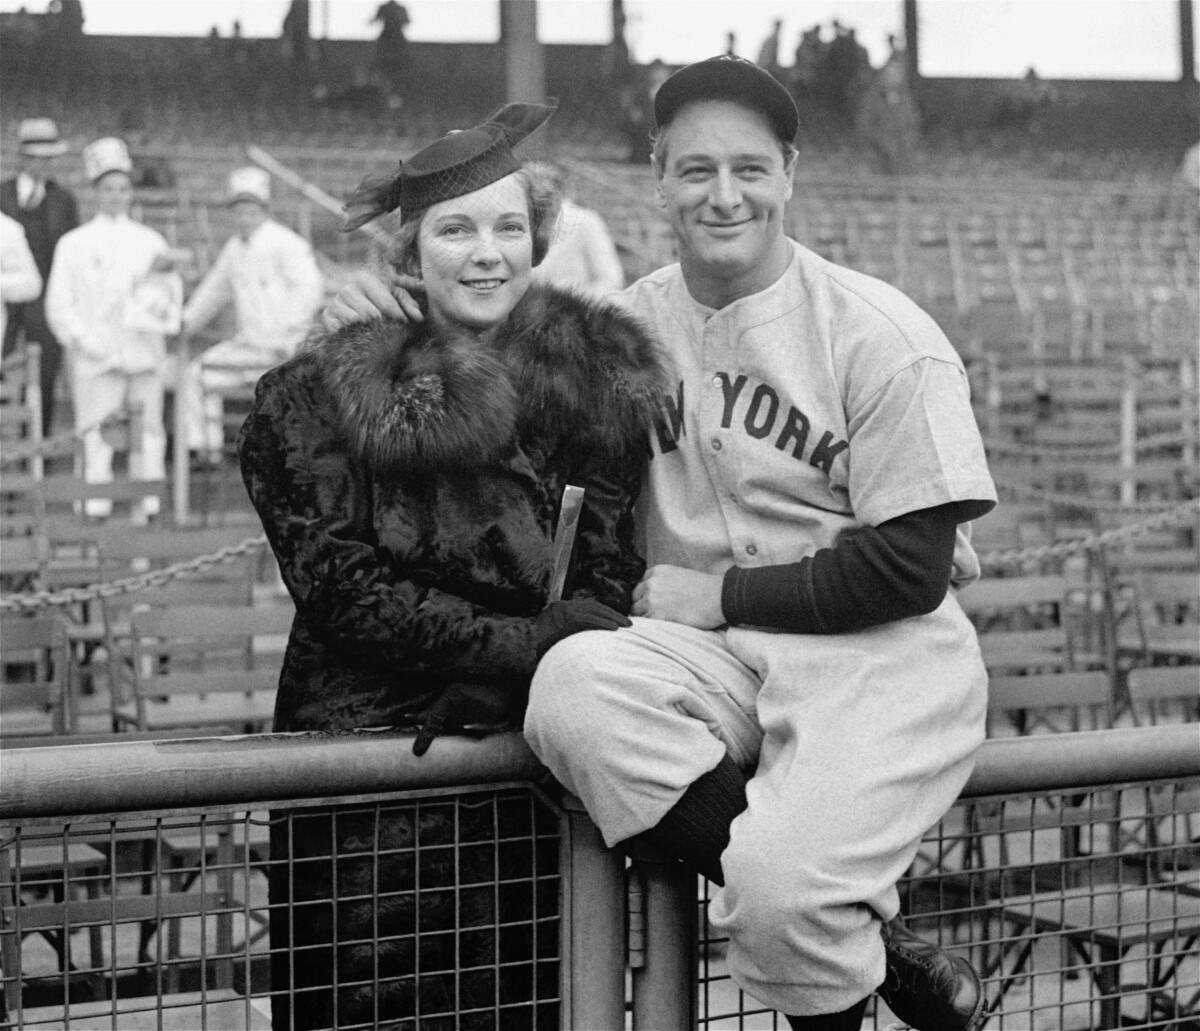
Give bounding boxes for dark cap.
[343,102,556,232]
[653,55,799,143]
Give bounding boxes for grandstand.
[1,4,1198,1029]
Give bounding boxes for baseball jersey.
[614,239,995,586]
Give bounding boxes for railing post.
[628,844,698,1031]
[173,340,191,524]
[561,793,626,1031]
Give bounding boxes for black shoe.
[877,916,984,1031]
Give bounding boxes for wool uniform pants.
[70,367,166,519]
[524,598,986,1017]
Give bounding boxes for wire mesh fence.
[1,733,1197,1029]
[695,777,1200,1030]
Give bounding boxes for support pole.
[500,0,545,104]
[1181,0,1196,81]
[628,845,697,1031]
[562,794,627,1031]
[903,0,920,81]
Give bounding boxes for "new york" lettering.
[649,373,849,474]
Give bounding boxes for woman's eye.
[440,224,468,237]
[500,222,528,234]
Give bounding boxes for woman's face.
[417,173,533,331]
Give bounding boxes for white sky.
[1,0,1193,78]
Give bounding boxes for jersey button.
[712,376,721,388]
[745,544,757,556]
[711,438,722,451]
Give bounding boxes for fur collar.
[314,284,666,476]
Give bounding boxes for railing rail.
[2,724,1197,820]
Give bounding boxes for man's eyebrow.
[671,151,776,166]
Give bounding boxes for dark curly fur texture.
[313,284,666,477]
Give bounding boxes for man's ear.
[782,149,798,203]
[650,155,667,209]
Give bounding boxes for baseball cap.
[82,137,133,183]
[653,55,799,143]
[343,101,556,232]
[228,166,271,206]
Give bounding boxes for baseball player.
[322,57,994,1031]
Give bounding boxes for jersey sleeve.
[846,356,996,527]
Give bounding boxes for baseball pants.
[524,600,987,1016]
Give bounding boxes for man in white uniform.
[45,137,177,520]
[180,167,324,461]
[528,162,626,300]
[322,58,993,1031]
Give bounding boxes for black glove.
[532,598,631,660]
[412,682,515,757]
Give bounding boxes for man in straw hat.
[326,56,993,1031]
[179,165,324,465]
[1,117,79,435]
[45,137,182,521]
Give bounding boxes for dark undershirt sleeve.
[720,501,972,633]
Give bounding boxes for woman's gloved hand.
[532,598,631,660]
[412,682,515,756]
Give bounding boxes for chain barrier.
[0,535,269,614]
[992,476,1196,514]
[977,497,1200,569]
[1,406,137,468]
[982,429,1191,462]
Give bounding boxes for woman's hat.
[82,137,133,183]
[654,55,799,143]
[342,102,556,232]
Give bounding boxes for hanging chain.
[1,406,138,467]
[977,497,1200,569]
[0,535,270,613]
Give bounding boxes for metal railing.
[2,725,1198,1029]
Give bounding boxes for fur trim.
[313,285,666,476]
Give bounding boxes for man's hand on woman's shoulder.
[322,268,424,331]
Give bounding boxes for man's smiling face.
[653,99,795,306]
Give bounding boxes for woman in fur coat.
[238,104,664,1030]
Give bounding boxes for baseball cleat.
[877,916,985,1031]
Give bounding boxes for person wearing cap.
[325,57,992,1031]
[0,212,43,344]
[1,117,80,436]
[527,160,626,300]
[44,137,180,521]
[236,103,664,1030]
[178,166,325,465]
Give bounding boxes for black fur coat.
[238,284,664,736]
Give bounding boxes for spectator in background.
[0,212,42,345]
[790,24,825,103]
[281,0,312,76]
[371,0,410,100]
[823,20,871,117]
[856,35,920,175]
[45,138,180,521]
[756,18,783,78]
[1,117,79,436]
[180,167,324,465]
[528,161,626,300]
